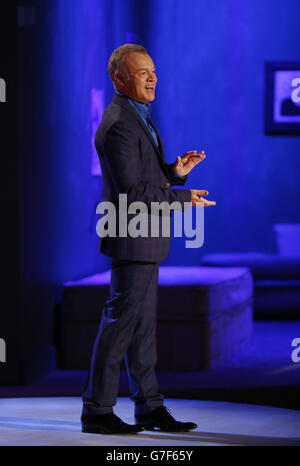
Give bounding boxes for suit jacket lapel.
[112,94,167,168]
[147,116,166,161]
[137,118,165,161]
[137,118,169,179]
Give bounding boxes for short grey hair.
[108,43,148,89]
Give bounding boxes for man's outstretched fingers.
[195,190,209,196]
[201,198,216,206]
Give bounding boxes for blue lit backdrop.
[19,0,300,366]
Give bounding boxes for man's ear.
[114,72,125,89]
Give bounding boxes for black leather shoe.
[81,413,144,435]
[135,406,197,432]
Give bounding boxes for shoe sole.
[138,423,197,432]
[81,425,143,435]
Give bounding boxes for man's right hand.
[190,189,216,206]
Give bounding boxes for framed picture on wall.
[265,61,300,134]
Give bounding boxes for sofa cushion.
[273,224,300,257]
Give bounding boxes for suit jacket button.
[165,182,170,188]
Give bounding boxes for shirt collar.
[115,90,152,121]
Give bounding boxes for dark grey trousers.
[82,259,164,416]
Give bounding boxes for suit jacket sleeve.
[100,120,191,208]
[165,163,188,186]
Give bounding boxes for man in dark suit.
[81,44,216,435]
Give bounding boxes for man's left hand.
[173,150,206,177]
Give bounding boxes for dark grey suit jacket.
[95,93,191,262]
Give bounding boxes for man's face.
[116,52,157,103]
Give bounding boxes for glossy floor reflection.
[0,397,300,446]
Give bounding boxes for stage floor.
[0,397,300,446]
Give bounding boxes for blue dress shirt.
[115,91,158,146]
